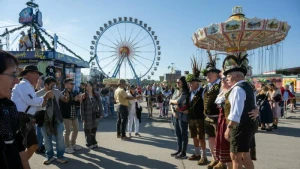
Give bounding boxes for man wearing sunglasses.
[59,78,83,154]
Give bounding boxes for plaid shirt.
[70,104,76,119]
[69,92,77,119]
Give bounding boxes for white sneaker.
[93,144,98,148]
[87,145,94,149]
[65,147,74,154]
[72,144,82,151]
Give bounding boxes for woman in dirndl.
[256,86,273,131]
[213,75,232,169]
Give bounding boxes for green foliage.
[186,74,194,82]
[201,69,207,76]
[0,25,27,37]
[32,24,53,50]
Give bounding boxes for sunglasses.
[176,81,180,84]
[68,83,75,85]
[221,77,226,81]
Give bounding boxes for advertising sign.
[19,7,33,24]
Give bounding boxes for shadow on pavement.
[92,147,178,169]
[63,147,177,169]
[256,125,300,137]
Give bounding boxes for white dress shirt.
[11,79,44,115]
[227,80,247,123]
[190,86,201,102]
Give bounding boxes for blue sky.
[0,0,299,80]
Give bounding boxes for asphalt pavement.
[29,102,300,169]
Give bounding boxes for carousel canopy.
[192,6,291,52]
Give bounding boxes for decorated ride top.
[19,1,43,27]
[192,6,291,52]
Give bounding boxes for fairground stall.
[0,1,89,89]
[9,50,89,90]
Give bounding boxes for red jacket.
[280,87,295,98]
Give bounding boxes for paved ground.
[29,103,300,169]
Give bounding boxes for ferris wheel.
[90,17,161,84]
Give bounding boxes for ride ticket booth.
[10,50,89,90]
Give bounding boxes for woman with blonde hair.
[127,85,142,137]
[213,75,233,169]
[268,83,281,129]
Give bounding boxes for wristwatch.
[227,125,234,129]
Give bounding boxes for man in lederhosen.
[202,51,221,169]
[185,57,208,165]
[223,52,258,169]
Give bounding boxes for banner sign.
[9,51,89,68]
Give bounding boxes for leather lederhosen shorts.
[18,112,38,148]
[188,119,205,139]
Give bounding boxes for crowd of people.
[168,53,270,169]
[0,50,173,168]
[0,50,298,169]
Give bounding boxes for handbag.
[34,110,46,127]
[273,94,281,102]
[278,101,284,107]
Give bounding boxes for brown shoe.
[117,135,121,138]
[197,157,208,165]
[188,154,201,161]
[121,136,131,140]
[207,160,219,169]
[213,161,227,169]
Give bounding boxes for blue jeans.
[110,102,115,116]
[36,125,44,148]
[102,98,108,116]
[41,122,65,158]
[173,118,188,152]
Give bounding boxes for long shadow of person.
[71,148,143,169]
[93,147,178,169]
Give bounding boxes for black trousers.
[1,141,23,169]
[116,105,129,137]
[84,127,97,146]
